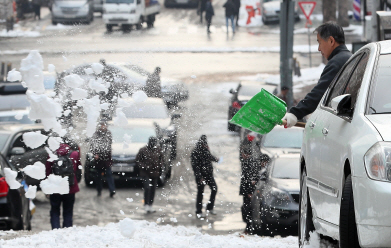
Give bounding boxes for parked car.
[0,109,34,125]
[0,124,48,187]
[51,0,94,25]
[261,0,300,25]
[228,81,276,132]
[93,0,103,13]
[299,41,391,247]
[84,120,172,186]
[252,125,302,236]
[120,97,180,160]
[0,154,31,231]
[164,0,198,8]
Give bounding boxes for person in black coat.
[282,22,352,128]
[205,0,214,34]
[198,0,207,24]
[191,135,219,218]
[233,0,240,27]
[223,0,236,34]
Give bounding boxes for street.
[0,2,360,245]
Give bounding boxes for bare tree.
[338,0,350,27]
[323,0,337,23]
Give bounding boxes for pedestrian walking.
[90,120,116,197]
[282,22,352,128]
[45,141,81,229]
[198,0,207,24]
[239,139,260,234]
[205,0,214,34]
[145,67,162,98]
[223,0,236,34]
[32,0,41,20]
[233,0,240,27]
[191,135,219,218]
[136,137,163,213]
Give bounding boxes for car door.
[314,52,369,224]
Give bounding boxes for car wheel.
[136,20,142,30]
[262,16,268,25]
[106,24,113,32]
[339,175,360,248]
[299,169,316,247]
[52,20,57,25]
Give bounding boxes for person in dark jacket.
[205,0,214,34]
[191,135,219,218]
[223,0,236,34]
[45,143,80,229]
[136,137,163,213]
[239,139,260,234]
[90,120,116,197]
[145,67,162,98]
[32,0,41,20]
[198,0,207,24]
[282,22,352,127]
[233,0,240,27]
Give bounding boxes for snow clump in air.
[45,147,59,162]
[40,174,70,194]
[48,64,56,72]
[89,78,109,93]
[71,88,88,100]
[22,131,48,149]
[4,168,22,189]
[23,161,46,180]
[6,69,22,82]
[64,74,85,88]
[113,108,128,127]
[19,50,45,94]
[25,185,37,199]
[78,95,101,137]
[91,62,104,74]
[132,90,148,102]
[48,136,62,151]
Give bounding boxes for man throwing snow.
[282,22,352,127]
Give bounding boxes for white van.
[102,0,160,32]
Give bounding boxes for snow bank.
[23,161,46,180]
[0,218,299,248]
[4,168,21,189]
[40,174,69,195]
[22,131,47,149]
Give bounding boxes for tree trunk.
[338,0,350,27]
[323,0,337,23]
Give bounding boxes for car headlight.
[264,187,291,207]
[364,142,391,182]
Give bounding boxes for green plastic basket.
[229,88,287,134]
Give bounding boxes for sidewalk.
[14,6,51,31]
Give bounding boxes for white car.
[261,0,299,25]
[300,41,391,247]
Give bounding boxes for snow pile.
[0,29,40,38]
[4,168,21,189]
[22,131,47,149]
[40,174,69,195]
[22,162,46,180]
[0,219,299,248]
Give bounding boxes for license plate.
[112,164,134,172]
[177,0,188,3]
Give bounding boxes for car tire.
[339,175,360,248]
[299,169,316,247]
[52,20,57,25]
[262,16,268,25]
[106,24,113,32]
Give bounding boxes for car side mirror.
[10,147,25,155]
[171,114,181,120]
[331,94,352,117]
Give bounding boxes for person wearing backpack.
[45,142,81,229]
[135,137,163,214]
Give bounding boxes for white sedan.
[300,40,391,247]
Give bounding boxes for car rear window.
[110,126,156,143]
[262,128,303,149]
[369,54,391,114]
[271,159,300,179]
[122,104,169,119]
[239,85,262,97]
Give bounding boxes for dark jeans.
[206,16,212,32]
[33,4,40,19]
[143,176,158,206]
[95,167,116,194]
[196,176,217,213]
[241,195,252,224]
[50,194,75,229]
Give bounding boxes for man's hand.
[282,113,298,128]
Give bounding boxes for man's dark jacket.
[90,129,112,169]
[136,146,163,179]
[191,141,218,182]
[289,44,352,120]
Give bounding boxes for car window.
[271,159,300,179]
[122,104,169,119]
[325,54,362,108]
[342,52,369,110]
[110,126,156,143]
[0,155,15,172]
[0,114,34,124]
[368,54,391,114]
[262,128,303,149]
[12,135,31,152]
[239,85,262,97]
[0,133,10,151]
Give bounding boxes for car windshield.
[122,104,169,119]
[369,54,391,114]
[271,158,300,179]
[262,128,303,148]
[0,133,10,151]
[106,0,135,3]
[239,85,262,97]
[110,126,155,143]
[0,114,34,124]
[0,95,30,111]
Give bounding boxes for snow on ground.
[0,218,299,248]
[0,24,40,38]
